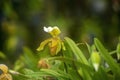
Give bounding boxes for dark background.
[0,0,120,64]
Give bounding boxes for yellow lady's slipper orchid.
[0,64,12,80]
[37,26,65,56]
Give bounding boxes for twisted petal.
[37,38,52,51]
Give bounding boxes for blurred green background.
[0,0,120,65]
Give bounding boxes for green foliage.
[94,38,120,79]
[1,37,120,80]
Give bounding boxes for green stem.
[9,70,31,79]
[61,52,68,73]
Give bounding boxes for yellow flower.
[0,64,8,74]
[43,26,61,37]
[0,64,12,80]
[37,26,65,56]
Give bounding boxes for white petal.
[43,27,48,32]
[47,27,53,32]
[43,27,53,32]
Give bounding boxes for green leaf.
[92,67,109,80]
[94,38,120,77]
[64,37,92,80]
[14,57,24,71]
[46,56,94,80]
[23,68,71,80]
[64,37,89,65]
[47,56,93,72]
[23,47,38,70]
[116,43,120,60]
[40,69,71,79]
[85,43,91,55]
